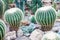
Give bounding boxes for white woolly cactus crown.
[4,8,24,27]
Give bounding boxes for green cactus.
[4,8,24,28]
[8,0,15,4]
[2,0,15,11]
[2,0,15,4]
[0,19,6,40]
[35,6,56,31]
[26,0,43,14]
[2,0,8,10]
[0,0,5,19]
[30,15,36,24]
[41,32,60,40]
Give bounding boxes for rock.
[41,31,60,40]
[58,29,60,34]
[17,29,23,37]
[4,36,10,40]
[20,23,36,36]
[51,21,60,32]
[5,31,16,40]
[15,36,31,40]
[29,29,44,40]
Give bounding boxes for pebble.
[15,36,31,40]
[17,29,23,37]
[29,29,44,40]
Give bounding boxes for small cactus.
[30,15,36,24]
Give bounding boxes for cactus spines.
[35,6,56,31]
[0,19,6,40]
[4,8,24,31]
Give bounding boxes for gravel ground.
[15,36,31,40]
[5,21,60,40]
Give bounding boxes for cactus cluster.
[35,6,56,31]
[4,8,24,28]
[0,19,6,40]
[26,0,42,14]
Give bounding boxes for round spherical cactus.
[0,19,6,40]
[35,6,56,31]
[4,8,24,31]
[30,15,36,24]
[0,0,5,19]
[41,31,60,40]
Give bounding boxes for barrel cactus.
[35,6,56,31]
[41,31,60,40]
[4,8,24,31]
[0,19,6,40]
[0,0,5,19]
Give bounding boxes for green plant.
[0,19,6,40]
[30,15,36,24]
[26,0,43,14]
[8,0,15,4]
[2,0,9,11]
[2,0,15,4]
[35,6,56,31]
[4,8,24,29]
[0,0,5,19]
[2,0,15,11]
